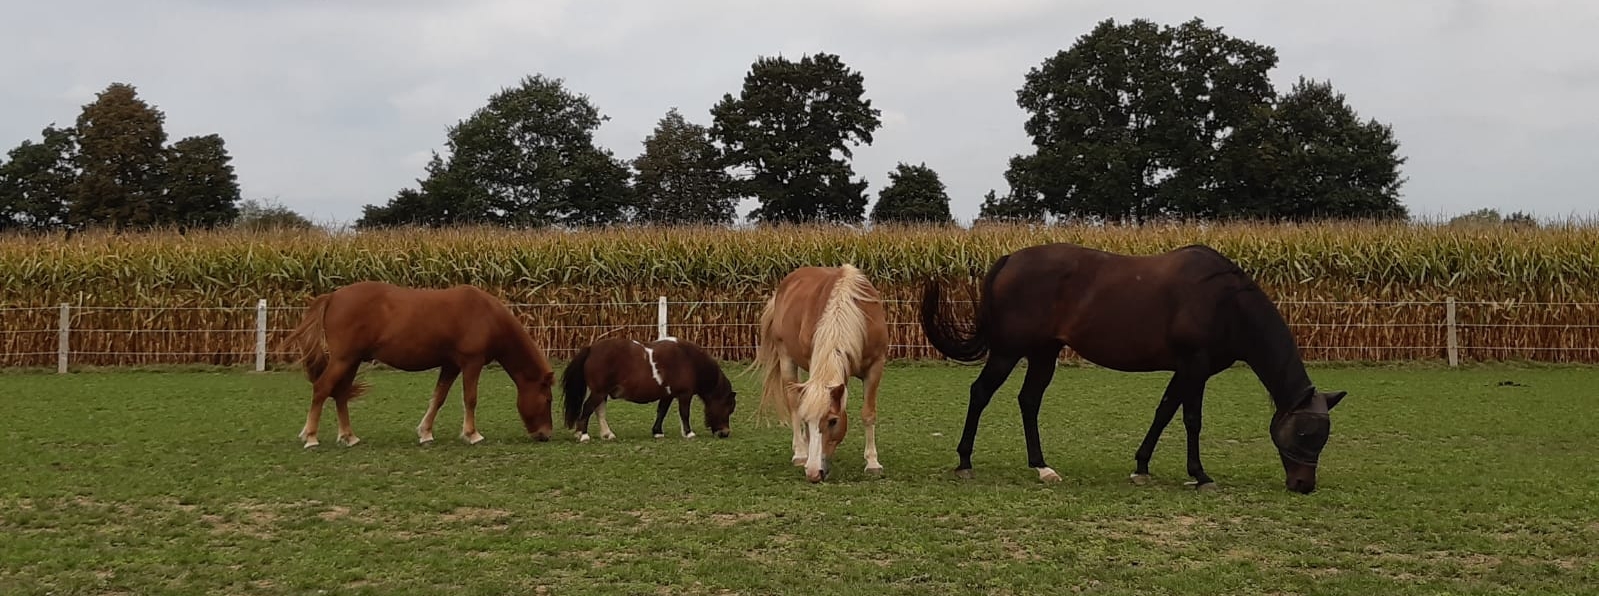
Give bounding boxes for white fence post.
[255,299,268,372]
[1446,297,1459,367]
[657,296,668,340]
[57,303,69,374]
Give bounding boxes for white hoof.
[653,433,666,439]
[684,432,696,439]
[463,432,484,445]
[579,433,591,443]
[1037,467,1062,483]
[601,432,616,441]
[865,465,884,477]
[338,435,360,447]
[1129,473,1152,486]
[303,438,319,449]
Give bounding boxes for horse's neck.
[1237,296,1314,411]
[497,333,548,385]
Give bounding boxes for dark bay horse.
[561,336,738,441]
[754,265,889,483]
[284,281,557,448]
[920,243,1345,494]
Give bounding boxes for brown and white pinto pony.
[561,335,738,441]
[754,264,889,483]
[283,281,557,448]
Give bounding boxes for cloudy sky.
[2,0,1594,225]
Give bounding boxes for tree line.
[6,18,1445,232]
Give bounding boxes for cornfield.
[2,221,1598,368]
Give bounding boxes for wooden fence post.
[256,299,268,372]
[657,296,668,340]
[57,303,69,374]
[1446,297,1459,367]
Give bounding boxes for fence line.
[4,296,1599,372]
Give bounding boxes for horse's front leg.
[459,362,486,444]
[861,360,884,476]
[1131,374,1186,485]
[595,398,616,440]
[676,393,695,439]
[783,357,806,466]
[417,364,460,445]
[651,397,671,438]
[1016,352,1061,483]
[1182,387,1217,491]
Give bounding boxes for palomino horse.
[561,335,738,441]
[284,281,557,448]
[920,243,1346,494]
[754,264,889,483]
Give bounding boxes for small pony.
[754,264,889,483]
[283,281,557,448]
[561,336,738,442]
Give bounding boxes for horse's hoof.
[418,433,434,445]
[600,432,615,441]
[464,432,485,445]
[338,435,360,447]
[579,433,591,443]
[953,468,975,480]
[1186,480,1219,492]
[653,433,666,439]
[684,432,696,439]
[1037,467,1062,483]
[1129,473,1152,486]
[865,466,884,477]
[303,439,319,449]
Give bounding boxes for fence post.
[657,296,668,340]
[57,303,69,374]
[255,299,268,372]
[1446,297,1459,367]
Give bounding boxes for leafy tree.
[870,162,953,225]
[710,52,881,225]
[359,75,635,229]
[0,124,78,232]
[1448,208,1537,229]
[163,134,241,229]
[1007,18,1407,223]
[631,108,737,226]
[236,198,314,232]
[69,82,170,230]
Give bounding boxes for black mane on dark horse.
[921,242,1346,494]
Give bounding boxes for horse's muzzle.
[714,429,730,439]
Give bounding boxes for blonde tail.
[752,295,792,427]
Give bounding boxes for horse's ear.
[828,384,846,411]
[1323,390,1347,410]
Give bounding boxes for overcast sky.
[3,0,1594,225]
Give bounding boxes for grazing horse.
[561,335,738,441]
[920,243,1346,494]
[284,281,557,448]
[754,265,889,483]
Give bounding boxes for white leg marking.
[596,401,615,440]
[654,433,666,439]
[790,412,808,465]
[1037,467,1062,483]
[579,432,591,443]
[864,424,881,473]
[681,416,695,439]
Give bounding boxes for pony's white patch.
[643,346,665,385]
[681,417,694,438]
[654,433,666,439]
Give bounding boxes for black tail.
[920,253,1010,362]
[561,345,592,429]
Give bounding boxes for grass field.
[2,362,1596,595]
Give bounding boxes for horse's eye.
[827,418,838,428]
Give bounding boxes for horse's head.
[517,369,557,442]
[1270,389,1345,494]
[800,382,850,483]
[703,373,737,439]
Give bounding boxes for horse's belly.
[1066,338,1175,372]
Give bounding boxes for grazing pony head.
[1270,389,1345,494]
[702,371,738,438]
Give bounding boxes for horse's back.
[768,265,888,369]
[321,281,519,364]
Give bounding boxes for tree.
[870,162,953,225]
[236,198,314,232]
[69,82,170,230]
[1006,18,1407,223]
[631,108,738,226]
[1448,208,1538,229]
[710,52,881,225]
[359,75,635,229]
[0,124,78,232]
[163,134,241,229]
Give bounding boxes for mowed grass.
[1,362,1596,595]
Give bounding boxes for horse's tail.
[282,292,368,400]
[794,265,875,424]
[561,345,592,429]
[752,293,791,426]
[921,253,1009,363]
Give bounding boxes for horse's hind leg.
[1180,382,1216,490]
[301,359,356,449]
[595,398,616,440]
[1016,352,1062,483]
[651,398,671,438]
[861,359,884,476]
[954,354,1020,479]
[459,362,485,444]
[417,364,460,445]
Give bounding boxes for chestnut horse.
[754,265,889,483]
[561,335,738,441]
[284,281,557,448]
[921,243,1346,494]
